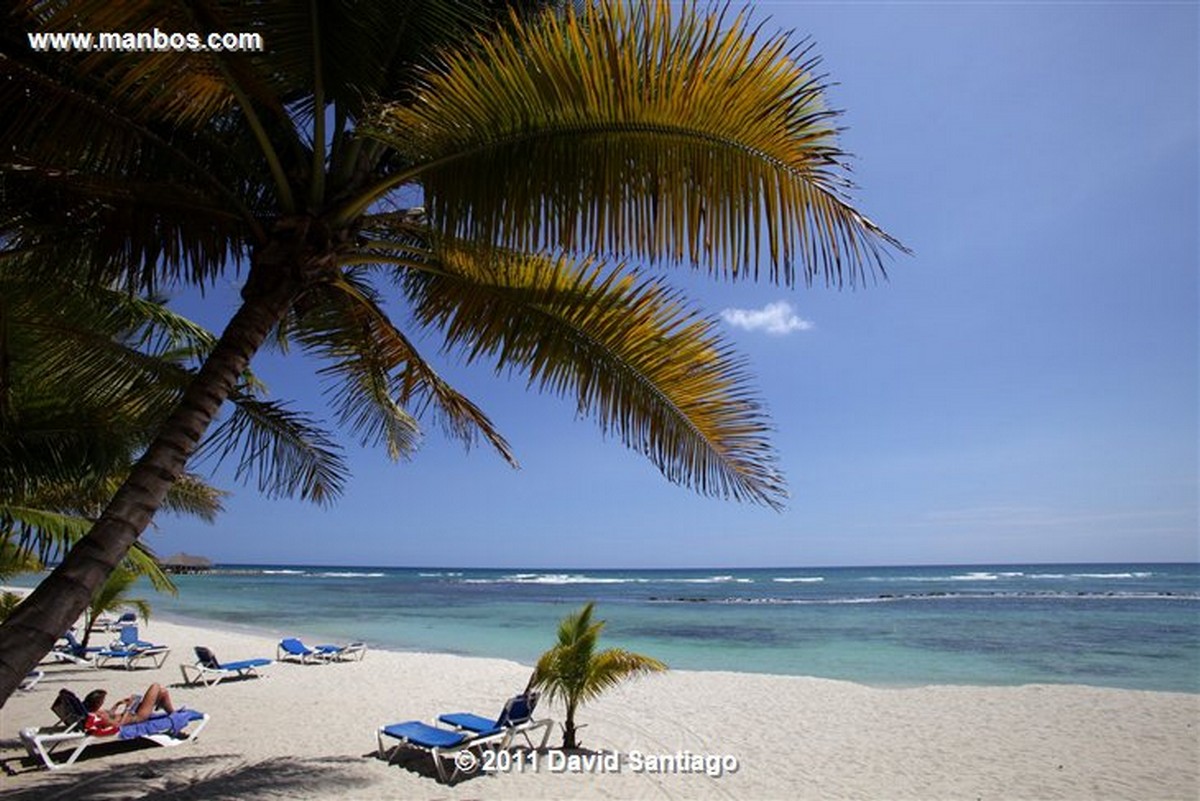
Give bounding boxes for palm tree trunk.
[563,702,579,750]
[0,270,301,705]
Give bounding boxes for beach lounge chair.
[46,631,102,666]
[93,626,169,669]
[113,625,155,650]
[19,688,209,770]
[276,637,329,664]
[180,646,273,687]
[19,669,44,691]
[376,719,505,782]
[91,611,137,632]
[96,644,171,670]
[314,641,367,662]
[438,691,553,750]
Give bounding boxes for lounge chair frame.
[277,637,327,664]
[438,692,553,751]
[180,646,272,687]
[316,641,367,662]
[19,690,209,771]
[95,645,170,670]
[376,720,506,782]
[45,631,101,667]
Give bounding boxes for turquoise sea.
[131,562,1200,694]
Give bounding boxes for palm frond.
[402,243,785,507]
[578,648,668,704]
[301,268,517,465]
[123,541,176,595]
[157,473,227,523]
[280,271,506,464]
[0,506,92,563]
[362,0,905,285]
[196,395,347,506]
[0,541,43,582]
[0,508,172,592]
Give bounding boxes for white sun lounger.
[20,689,209,770]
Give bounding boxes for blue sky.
[155,2,1198,568]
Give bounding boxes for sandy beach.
[1,617,1197,800]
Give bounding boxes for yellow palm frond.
[287,272,515,465]
[364,0,904,286]
[400,242,785,507]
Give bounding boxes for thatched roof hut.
[161,553,213,574]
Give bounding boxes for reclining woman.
[83,683,176,735]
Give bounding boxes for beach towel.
[118,710,204,740]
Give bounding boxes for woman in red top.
[83,683,176,735]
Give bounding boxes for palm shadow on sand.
[0,754,373,800]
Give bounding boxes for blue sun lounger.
[314,641,367,661]
[94,611,137,632]
[47,631,102,666]
[438,692,553,750]
[95,644,171,670]
[278,637,367,664]
[376,719,505,782]
[95,626,170,669]
[277,637,328,664]
[180,646,273,687]
[114,625,156,650]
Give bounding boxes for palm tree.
[0,0,903,701]
[532,602,666,749]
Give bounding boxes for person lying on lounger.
[82,683,176,735]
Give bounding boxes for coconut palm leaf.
[0,507,91,559]
[197,395,347,505]
[0,542,42,583]
[81,566,155,646]
[0,508,173,593]
[284,270,516,464]
[361,1,905,285]
[395,242,784,505]
[1,263,350,505]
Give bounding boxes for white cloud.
[720,301,814,336]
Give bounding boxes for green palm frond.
[285,272,519,464]
[284,280,422,462]
[115,541,175,595]
[156,473,227,523]
[579,648,669,704]
[0,506,92,563]
[362,0,904,285]
[0,541,42,582]
[196,395,347,505]
[0,508,173,592]
[400,242,784,506]
[86,566,155,634]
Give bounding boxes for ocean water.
[134,562,1200,694]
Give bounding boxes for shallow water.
[119,562,1200,693]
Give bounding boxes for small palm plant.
[531,602,666,750]
[79,568,153,649]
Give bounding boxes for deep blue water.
[122,562,1200,693]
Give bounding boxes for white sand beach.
[1,617,1197,800]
